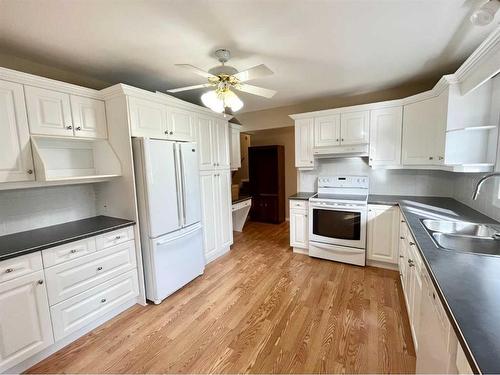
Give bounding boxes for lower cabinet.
[289,199,309,252]
[0,270,54,372]
[366,204,399,265]
[200,169,233,262]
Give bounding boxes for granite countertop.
[369,195,500,374]
[232,195,252,204]
[0,215,135,261]
[289,192,316,200]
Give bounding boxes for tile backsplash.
[0,184,97,236]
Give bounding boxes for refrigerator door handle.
[179,146,187,226]
[173,144,184,227]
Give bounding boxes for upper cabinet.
[229,123,242,171]
[196,115,229,170]
[168,108,195,141]
[340,111,369,145]
[294,118,314,169]
[25,86,108,139]
[369,106,403,167]
[0,80,35,183]
[314,115,340,148]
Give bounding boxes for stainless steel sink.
[422,219,500,238]
[421,219,500,256]
[432,232,500,256]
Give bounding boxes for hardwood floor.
[27,221,415,374]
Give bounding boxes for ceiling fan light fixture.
[223,89,244,112]
[470,0,500,26]
[201,90,225,113]
[201,88,243,113]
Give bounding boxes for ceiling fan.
[167,49,277,113]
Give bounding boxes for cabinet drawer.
[50,269,139,341]
[0,252,42,283]
[45,240,137,305]
[290,200,307,210]
[95,226,134,250]
[42,238,96,268]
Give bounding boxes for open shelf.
[31,135,122,182]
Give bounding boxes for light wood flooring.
[27,221,415,374]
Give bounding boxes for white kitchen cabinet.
[367,204,399,264]
[70,95,108,139]
[289,200,309,253]
[229,123,241,170]
[402,93,447,165]
[0,79,35,183]
[340,111,370,145]
[314,115,340,148]
[200,170,233,262]
[25,86,73,137]
[197,116,229,170]
[167,107,195,141]
[295,118,314,168]
[128,97,168,138]
[214,119,230,169]
[0,270,54,372]
[369,106,403,166]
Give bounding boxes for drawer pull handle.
[115,235,122,240]
[97,266,103,271]
[401,220,405,223]
[400,236,404,240]
[101,298,107,303]
[409,242,415,246]
[37,280,44,285]
[5,268,14,273]
[70,249,78,254]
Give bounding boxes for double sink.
[422,219,500,256]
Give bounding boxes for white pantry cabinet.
[340,110,370,145]
[294,118,314,169]
[0,270,54,372]
[369,106,403,166]
[229,123,241,170]
[199,170,233,262]
[289,199,309,253]
[197,116,230,170]
[366,204,399,265]
[0,79,35,183]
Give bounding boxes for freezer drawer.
[145,224,205,304]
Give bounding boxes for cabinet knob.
[170,131,173,135]
[37,279,44,285]
[66,125,73,130]
[401,220,405,223]
[75,126,82,131]
[5,268,14,273]
[70,249,78,254]
[336,138,339,142]
[369,158,373,161]
[27,169,33,174]
[97,266,103,271]
[400,236,404,240]
[164,130,169,134]
[409,242,415,246]
[310,161,313,164]
[115,235,121,240]
[101,298,107,303]
[399,255,404,258]
[429,156,434,160]
[438,156,444,160]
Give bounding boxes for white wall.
[299,158,455,196]
[0,184,97,236]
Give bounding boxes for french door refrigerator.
[133,137,205,304]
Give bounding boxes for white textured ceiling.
[0,0,498,113]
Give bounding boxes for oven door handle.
[310,241,365,254]
[310,205,366,211]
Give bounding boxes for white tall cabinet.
[294,118,314,169]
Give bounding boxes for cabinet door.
[402,95,446,165]
[128,97,167,138]
[340,111,369,145]
[199,171,218,259]
[214,119,230,169]
[366,205,399,264]
[167,107,195,141]
[369,107,402,166]
[0,80,35,182]
[294,118,314,168]
[197,116,215,170]
[229,124,241,170]
[70,96,107,139]
[216,170,233,249]
[314,115,340,147]
[0,271,54,372]
[290,209,308,249]
[25,86,73,136]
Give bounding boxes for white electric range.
[308,175,369,266]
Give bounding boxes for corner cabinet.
[0,80,35,183]
[294,118,314,169]
[0,270,54,372]
[366,204,399,265]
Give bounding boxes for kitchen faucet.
[472,172,500,200]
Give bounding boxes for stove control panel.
[318,175,369,189]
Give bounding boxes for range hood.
[313,144,369,158]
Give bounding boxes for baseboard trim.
[366,259,399,271]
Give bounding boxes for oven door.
[309,202,367,249]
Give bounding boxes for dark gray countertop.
[369,195,499,374]
[289,192,316,200]
[0,215,135,261]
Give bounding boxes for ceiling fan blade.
[167,83,212,93]
[233,64,274,82]
[235,83,277,99]
[175,64,217,79]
